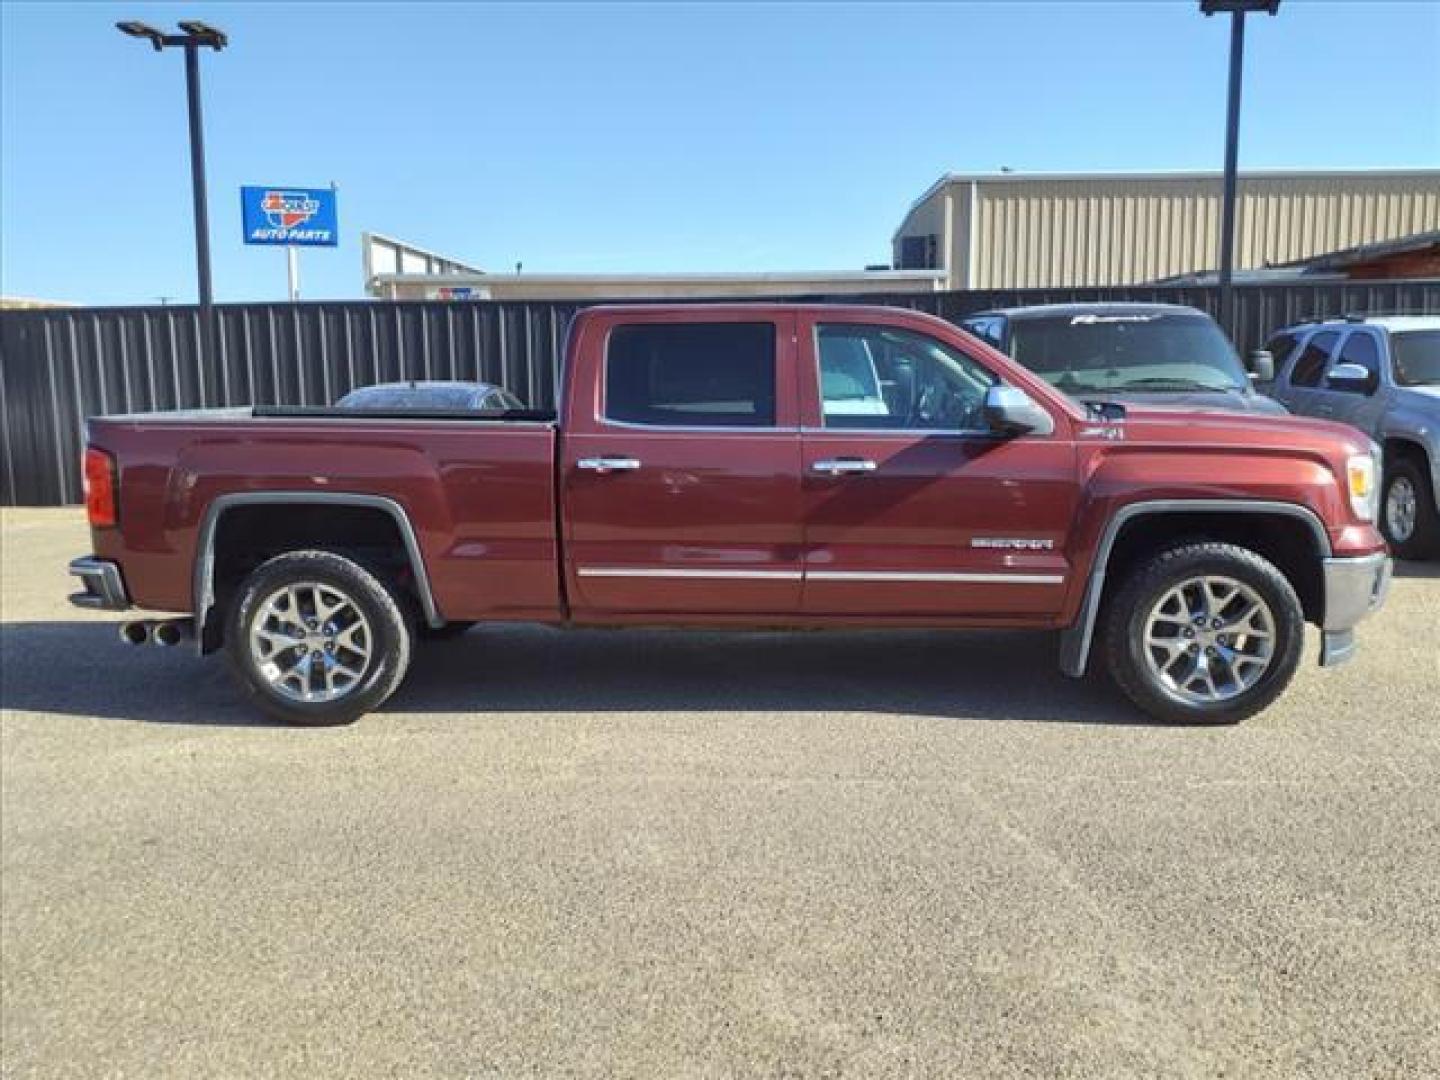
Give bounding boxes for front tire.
[1381,458,1440,560]
[224,550,413,726]
[1102,542,1304,725]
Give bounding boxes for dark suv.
[961,303,1287,416]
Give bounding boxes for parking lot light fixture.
[1200,0,1280,336]
[116,21,167,49]
[115,19,227,348]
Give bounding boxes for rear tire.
[224,550,413,726]
[1381,457,1440,560]
[1102,542,1304,725]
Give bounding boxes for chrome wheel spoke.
[335,621,368,652]
[312,585,344,625]
[1230,602,1272,641]
[254,626,299,653]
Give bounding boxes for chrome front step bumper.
[1319,552,1392,668]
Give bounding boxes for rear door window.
[1391,330,1440,387]
[605,323,777,427]
[1288,331,1340,388]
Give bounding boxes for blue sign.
[241,186,338,246]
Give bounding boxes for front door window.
[815,324,996,432]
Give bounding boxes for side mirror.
[1247,349,1275,383]
[1326,362,1375,395]
[983,385,1054,437]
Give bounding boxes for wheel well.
[201,503,424,651]
[1383,437,1430,474]
[1099,512,1325,624]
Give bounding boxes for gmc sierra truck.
[70,304,1392,726]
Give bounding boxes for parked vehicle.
[336,380,525,412]
[1262,315,1440,559]
[961,303,1287,415]
[70,304,1390,727]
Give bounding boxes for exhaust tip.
[119,620,151,646]
[151,620,189,647]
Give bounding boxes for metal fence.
[3,280,1437,506]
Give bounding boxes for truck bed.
[87,411,562,622]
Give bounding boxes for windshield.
[1007,311,1249,395]
[1391,330,1440,387]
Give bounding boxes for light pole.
[1200,0,1279,336]
[116,20,227,347]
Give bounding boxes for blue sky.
[2,1,1437,306]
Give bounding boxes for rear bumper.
[1318,551,1392,668]
[68,557,131,611]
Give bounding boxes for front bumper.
[68,557,131,611]
[1318,551,1392,667]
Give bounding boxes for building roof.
[1270,229,1440,273]
[1154,229,1440,285]
[0,296,74,310]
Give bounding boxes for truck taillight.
[83,447,118,528]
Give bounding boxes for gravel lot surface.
[2,507,1437,1078]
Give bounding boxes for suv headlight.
[1346,445,1381,522]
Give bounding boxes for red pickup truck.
[70,303,1392,726]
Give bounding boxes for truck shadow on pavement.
[1,620,1154,727]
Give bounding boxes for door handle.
[811,457,878,476]
[576,456,641,475]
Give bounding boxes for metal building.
[893,169,1440,289]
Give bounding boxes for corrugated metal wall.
[3,281,1438,506]
[0,301,578,507]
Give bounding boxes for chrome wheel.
[249,581,372,703]
[1141,575,1275,705]
[1385,475,1418,543]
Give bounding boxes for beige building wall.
[895,170,1440,289]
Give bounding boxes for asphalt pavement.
[2,508,1437,1078]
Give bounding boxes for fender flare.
[1058,499,1332,678]
[192,491,444,651]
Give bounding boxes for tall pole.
[117,21,227,358]
[287,247,300,301]
[182,43,215,319]
[1217,9,1246,335]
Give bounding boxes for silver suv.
[1264,315,1440,558]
